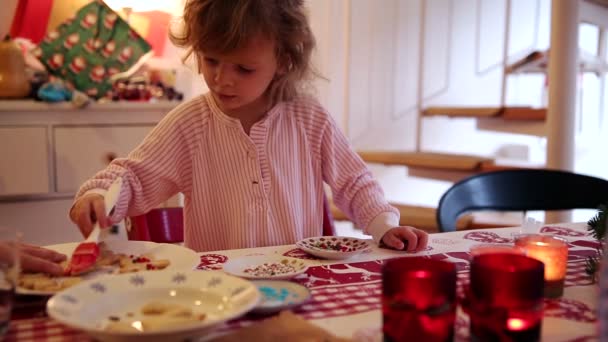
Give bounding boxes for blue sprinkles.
[259,286,291,303]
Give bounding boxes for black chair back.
[437,169,608,232]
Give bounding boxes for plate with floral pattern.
[296,236,372,260]
[46,270,260,342]
[222,256,308,280]
[18,240,200,296]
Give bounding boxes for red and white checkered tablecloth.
[5,223,600,341]
[4,317,88,342]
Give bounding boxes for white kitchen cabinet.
[0,198,82,246]
[54,125,154,193]
[0,126,50,196]
[0,100,178,245]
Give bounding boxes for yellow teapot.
[0,35,30,98]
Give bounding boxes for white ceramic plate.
[47,270,260,342]
[250,280,311,315]
[18,240,200,296]
[222,256,308,280]
[296,236,372,260]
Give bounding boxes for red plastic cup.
[127,207,183,243]
[382,257,457,342]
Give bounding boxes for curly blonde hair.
[170,0,319,105]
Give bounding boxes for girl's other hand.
[69,193,109,237]
[381,226,428,252]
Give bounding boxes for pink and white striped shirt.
[75,93,399,252]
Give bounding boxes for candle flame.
[413,270,431,278]
[507,318,526,331]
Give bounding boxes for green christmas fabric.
[33,0,152,99]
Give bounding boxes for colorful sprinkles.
[301,237,370,252]
[243,259,303,277]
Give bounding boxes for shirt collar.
[205,93,284,128]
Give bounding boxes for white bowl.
[296,236,372,260]
[222,256,308,280]
[46,270,260,342]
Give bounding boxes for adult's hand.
[0,242,67,276]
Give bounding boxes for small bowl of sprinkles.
[222,256,309,280]
[296,236,372,260]
[250,280,311,314]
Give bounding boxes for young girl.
[70,0,429,253]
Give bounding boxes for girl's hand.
[69,193,110,237]
[381,226,428,252]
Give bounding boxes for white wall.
[306,0,608,220]
[165,0,606,217]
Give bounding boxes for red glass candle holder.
[464,253,545,342]
[514,234,568,298]
[382,257,457,342]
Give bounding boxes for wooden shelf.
[358,151,541,182]
[329,200,521,233]
[407,160,540,182]
[476,117,547,137]
[329,201,469,233]
[422,106,546,121]
[357,151,492,171]
[467,211,523,230]
[423,107,502,118]
[501,107,546,121]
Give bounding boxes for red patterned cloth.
[223,250,597,328]
[4,317,87,341]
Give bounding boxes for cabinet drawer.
[0,198,82,245]
[0,198,127,245]
[54,125,154,192]
[0,127,49,196]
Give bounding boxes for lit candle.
[383,257,457,342]
[466,254,545,341]
[514,234,569,298]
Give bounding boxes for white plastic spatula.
[66,177,123,276]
